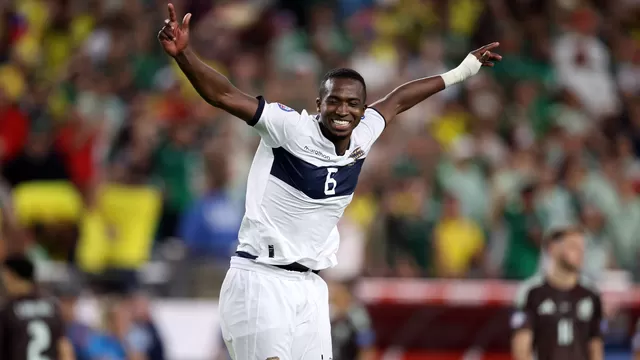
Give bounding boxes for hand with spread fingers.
[471,42,503,67]
[157,3,192,57]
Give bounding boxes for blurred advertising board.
[358,276,640,360]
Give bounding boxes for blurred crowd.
[1,0,640,302]
[54,286,167,360]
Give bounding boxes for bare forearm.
[379,76,445,115]
[358,348,377,360]
[513,351,533,360]
[58,338,76,360]
[174,48,234,106]
[589,339,603,360]
[512,331,533,360]
[371,47,499,123]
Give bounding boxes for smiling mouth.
[332,119,351,128]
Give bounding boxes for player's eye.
[349,102,360,107]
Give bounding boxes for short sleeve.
[357,107,386,145]
[589,294,604,339]
[249,96,305,148]
[511,283,535,332]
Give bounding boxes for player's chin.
[567,262,583,272]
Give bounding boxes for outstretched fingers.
[168,3,177,22]
[182,13,192,30]
[478,42,500,53]
[476,42,502,67]
[160,19,175,41]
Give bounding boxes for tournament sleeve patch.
[277,103,295,112]
[510,311,527,329]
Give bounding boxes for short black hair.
[319,68,367,100]
[543,225,583,249]
[3,254,35,282]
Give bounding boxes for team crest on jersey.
[277,103,295,112]
[348,147,365,165]
[577,297,593,321]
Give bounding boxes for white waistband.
[229,256,314,281]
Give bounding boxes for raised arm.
[157,3,259,123]
[369,43,501,123]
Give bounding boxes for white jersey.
[236,97,386,270]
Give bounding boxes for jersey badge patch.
[577,297,593,321]
[348,147,365,165]
[510,311,526,329]
[277,103,295,112]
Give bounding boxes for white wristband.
[440,53,483,88]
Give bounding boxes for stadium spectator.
[131,292,166,360]
[0,86,28,164]
[433,193,486,278]
[86,298,148,360]
[329,280,376,360]
[55,283,94,360]
[498,183,543,280]
[178,145,241,261]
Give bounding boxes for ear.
[316,97,321,113]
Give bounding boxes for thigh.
[219,268,295,360]
[292,274,333,360]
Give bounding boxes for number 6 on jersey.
[324,168,338,195]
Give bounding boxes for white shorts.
[219,257,332,360]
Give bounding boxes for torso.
[513,276,603,360]
[238,102,385,270]
[0,293,64,360]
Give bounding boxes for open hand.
[471,42,502,67]
[157,3,192,57]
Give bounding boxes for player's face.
[558,233,585,272]
[316,78,366,138]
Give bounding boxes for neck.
[319,124,350,155]
[547,262,578,290]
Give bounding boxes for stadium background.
[1,0,640,358]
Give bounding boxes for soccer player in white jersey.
[158,4,501,360]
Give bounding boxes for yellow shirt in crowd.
[434,218,484,277]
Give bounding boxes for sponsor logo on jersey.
[277,103,295,112]
[304,146,330,160]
